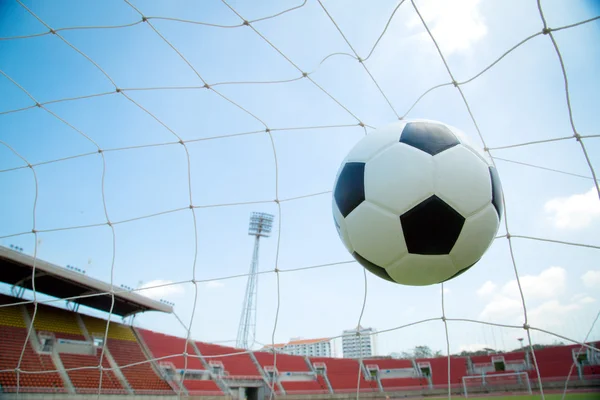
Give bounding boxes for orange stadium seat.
[416,357,468,388]
[0,310,65,392]
[309,357,378,393]
[59,352,124,394]
[26,303,85,341]
[531,345,578,380]
[196,342,261,378]
[281,379,329,394]
[363,358,414,370]
[107,338,173,394]
[82,316,173,394]
[183,379,222,395]
[380,377,429,391]
[137,328,204,370]
[253,351,311,372]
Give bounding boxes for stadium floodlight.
[236,212,274,349]
[248,212,274,237]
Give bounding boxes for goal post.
[462,372,531,398]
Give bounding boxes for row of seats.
[138,328,204,370]
[281,380,329,393]
[82,314,137,342]
[2,296,598,395]
[183,379,222,394]
[0,305,65,392]
[196,342,260,377]
[416,357,468,386]
[253,351,310,372]
[107,338,173,392]
[309,357,378,392]
[530,345,579,379]
[26,303,85,341]
[364,358,413,370]
[380,377,429,390]
[59,353,123,392]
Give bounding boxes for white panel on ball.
[445,124,492,165]
[345,201,408,268]
[344,122,406,163]
[365,143,435,215]
[450,203,499,269]
[386,254,457,286]
[434,145,492,217]
[332,199,353,253]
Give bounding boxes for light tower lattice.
[236,212,274,349]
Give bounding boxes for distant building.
[262,337,332,357]
[342,326,376,358]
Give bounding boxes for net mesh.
[0,0,598,399]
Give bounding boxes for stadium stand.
[0,296,65,393]
[82,316,173,393]
[363,358,414,369]
[582,365,600,378]
[182,379,222,395]
[253,351,311,372]
[196,342,261,378]
[1,289,598,397]
[26,303,85,341]
[504,351,527,361]
[281,380,329,393]
[138,328,204,370]
[106,338,173,393]
[532,345,578,379]
[310,357,378,392]
[82,314,137,341]
[59,352,124,394]
[416,356,468,387]
[380,377,429,391]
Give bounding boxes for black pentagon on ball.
[400,122,460,156]
[334,162,366,218]
[400,195,465,255]
[489,166,503,220]
[353,251,395,283]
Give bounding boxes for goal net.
[0,0,599,399]
[462,372,532,398]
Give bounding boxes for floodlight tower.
[236,212,274,349]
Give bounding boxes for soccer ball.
[332,120,503,286]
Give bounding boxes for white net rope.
[0,0,598,399]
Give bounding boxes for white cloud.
[581,270,600,289]
[569,293,595,305]
[477,281,496,296]
[138,279,185,300]
[408,0,487,55]
[205,280,225,289]
[479,294,522,321]
[478,267,598,335]
[441,287,451,295]
[528,300,581,330]
[544,187,600,229]
[480,267,566,321]
[501,266,566,300]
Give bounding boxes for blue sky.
[1,0,599,356]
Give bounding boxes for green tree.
[413,345,433,358]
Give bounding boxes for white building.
[262,337,332,357]
[342,326,376,358]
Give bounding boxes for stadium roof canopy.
[0,246,172,316]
